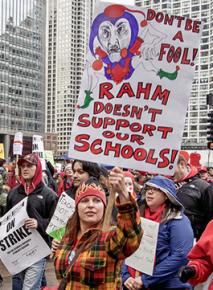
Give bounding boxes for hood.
[19,156,43,194]
[177,164,198,183]
[146,175,183,208]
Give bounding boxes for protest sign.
[69,2,202,175]
[32,135,45,158]
[55,162,62,172]
[44,150,55,166]
[13,132,23,156]
[32,135,46,170]
[0,198,51,275]
[125,217,159,275]
[46,192,75,241]
[0,144,4,159]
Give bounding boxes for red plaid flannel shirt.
[54,195,142,289]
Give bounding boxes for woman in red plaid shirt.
[54,167,142,289]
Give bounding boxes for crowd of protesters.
[0,152,213,289]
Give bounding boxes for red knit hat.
[75,183,107,206]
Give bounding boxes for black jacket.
[6,181,57,245]
[176,176,213,239]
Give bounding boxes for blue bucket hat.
[145,175,183,208]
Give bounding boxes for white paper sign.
[32,135,44,158]
[0,198,51,275]
[13,132,23,155]
[46,192,75,240]
[55,163,62,173]
[69,2,202,175]
[125,217,159,276]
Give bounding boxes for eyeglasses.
[145,186,159,193]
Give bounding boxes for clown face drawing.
[89,5,145,84]
[98,18,131,63]
[88,4,171,86]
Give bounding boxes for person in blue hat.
[122,175,194,290]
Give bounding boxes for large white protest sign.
[69,2,202,175]
[46,192,75,241]
[32,135,46,169]
[13,132,23,156]
[32,135,44,158]
[0,198,51,275]
[125,217,159,275]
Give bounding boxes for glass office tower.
[0,0,46,157]
[46,0,95,155]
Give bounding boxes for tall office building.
[46,0,95,155]
[135,0,213,150]
[0,0,46,157]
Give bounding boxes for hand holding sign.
[109,167,129,203]
[51,239,60,255]
[103,167,129,232]
[25,218,38,229]
[124,276,142,290]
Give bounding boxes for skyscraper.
[46,0,95,155]
[0,0,46,157]
[135,0,213,150]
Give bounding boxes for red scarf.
[144,203,166,222]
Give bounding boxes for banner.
[0,198,51,275]
[46,192,75,241]
[125,217,159,275]
[13,132,23,156]
[0,144,4,159]
[69,3,202,175]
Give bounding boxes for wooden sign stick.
[102,187,116,232]
[15,155,19,176]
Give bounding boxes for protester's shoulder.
[204,219,213,232]
[167,213,194,237]
[167,211,192,226]
[41,184,58,199]
[191,176,211,187]
[181,212,194,226]
[182,176,212,193]
[8,184,21,196]
[65,186,75,200]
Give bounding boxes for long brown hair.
[61,206,105,252]
[63,210,80,242]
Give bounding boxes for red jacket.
[188,219,213,289]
